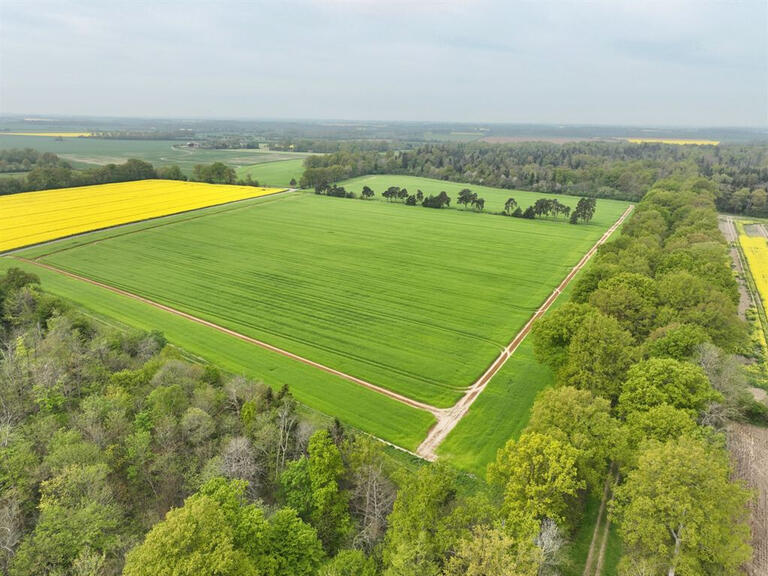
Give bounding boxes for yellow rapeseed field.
[740,234,768,310]
[627,138,720,146]
[0,179,283,252]
[2,132,92,138]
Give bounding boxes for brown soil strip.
[582,476,613,576]
[728,423,768,576]
[416,205,634,459]
[13,257,445,418]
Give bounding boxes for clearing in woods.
[5,177,629,456]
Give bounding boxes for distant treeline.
[0,148,70,174]
[314,183,597,223]
[89,130,196,140]
[0,153,260,195]
[300,142,768,216]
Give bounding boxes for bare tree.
[274,402,298,482]
[535,518,566,576]
[351,460,396,551]
[0,493,22,573]
[221,436,262,496]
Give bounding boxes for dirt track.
[416,204,634,459]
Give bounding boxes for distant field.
[0,134,310,174]
[237,158,305,187]
[0,179,283,252]
[627,137,720,145]
[1,131,92,137]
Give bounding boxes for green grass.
[562,493,603,576]
[0,135,309,175]
[436,337,555,474]
[0,257,434,451]
[237,159,305,187]
[437,259,592,475]
[21,188,626,409]
[340,174,627,216]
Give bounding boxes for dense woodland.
[0,149,70,174]
[1,167,765,574]
[300,142,768,217]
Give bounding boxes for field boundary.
[417,204,634,459]
[725,217,768,341]
[12,257,445,418]
[1,187,295,257]
[9,199,632,459]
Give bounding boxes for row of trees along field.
[315,183,597,223]
[299,142,768,216]
[529,176,766,575]
[0,153,261,195]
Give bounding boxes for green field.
[437,260,588,475]
[0,256,434,450]
[17,188,626,408]
[341,174,610,215]
[7,176,627,456]
[237,158,305,187]
[0,134,309,174]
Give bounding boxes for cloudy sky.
[1,0,766,126]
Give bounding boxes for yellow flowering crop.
[627,138,719,146]
[2,132,92,138]
[740,234,768,310]
[0,179,283,252]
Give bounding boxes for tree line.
[315,182,596,223]
[0,148,69,174]
[299,142,768,216]
[0,152,263,195]
[527,176,764,575]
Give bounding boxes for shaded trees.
[611,436,751,576]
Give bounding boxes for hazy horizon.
[1,0,766,127]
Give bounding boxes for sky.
[0,0,766,126]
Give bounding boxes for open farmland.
[1,131,92,137]
[7,179,628,454]
[0,179,283,252]
[626,137,720,145]
[738,224,768,346]
[236,158,305,187]
[741,232,768,309]
[0,134,310,173]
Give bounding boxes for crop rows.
[33,191,627,408]
[0,179,283,251]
